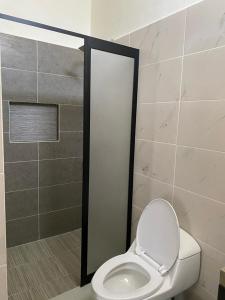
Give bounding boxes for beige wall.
[91,0,203,39]
[0,54,7,299]
[0,0,90,48]
[116,0,225,299]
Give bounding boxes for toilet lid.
[136,198,180,274]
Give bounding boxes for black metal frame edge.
[0,13,139,287]
[218,284,225,300]
[0,13,86,39]
[81,36,139,286]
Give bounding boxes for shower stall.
[0,14,139,300]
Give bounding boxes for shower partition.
[81,37,139,285]
[0,13,139,293]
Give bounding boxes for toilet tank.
[170,229,201,296]
[178,229,201,260]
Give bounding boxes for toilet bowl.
[92,199,201,300]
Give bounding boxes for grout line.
[175,144,225,156]
[7,226,81,249]
[5,180,82,194]
[1,66,83,80]
[173,11,186,206]
[136,139,176,146]
[39,204,82,216]
[2,99,83,107]
[196,238,225,259]
[138,100,179,104]
[138,40,225,69]
[37,142,40,240]
[135,139,225,155]
[58,104,61,142]
[37,41,40,240]
[1,67,36,73]
[60,130,83,133]
[59,103,83,107]
[125,1,203,42]
[138,98,225,103]
[36,40,38,104]
[0,47,8,282]
[6,204,82,223]
[139,55,183,68]
[173,185,225,208]
[38,70,83,80]
[134,171,173,186]
[5,156,83,164]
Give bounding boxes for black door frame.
[81,37,139,285]
[0,13,139,286]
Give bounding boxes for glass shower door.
[81,37,139,285]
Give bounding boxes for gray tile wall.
[0,33,84,247]
[0,44,8,299]
[116,1,225,299]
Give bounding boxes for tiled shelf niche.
[9,102,59,143]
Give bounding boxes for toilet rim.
[92,252,164,300]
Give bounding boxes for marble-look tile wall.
[116,0,225,299]
[0,33,83,247]
[0,51,8,299]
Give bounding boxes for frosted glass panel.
[87,49,134,274]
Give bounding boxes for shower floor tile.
[7,229,81,300]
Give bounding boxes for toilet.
[92,198,201,300]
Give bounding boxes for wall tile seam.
[1,66,84,80]
[139,45,225,69]
[134,170,174,185]
[175,144,225,156]
[36,41,40,240]
[114,0,203,42]
[139,56,183,69]
[138,38,225,68]
[196,237,225,258]
[138,100,179,104]
[134,171,173,186]
[0,45,7,294]
[6,204,82,223]
[196,287,216,300]
[171,9,201,206]
[132,203,142,212]
[39,204,82,216]
[129,22,225,71]
[134,170,225,208]
[4,156,83,164]
[59,104,84,107]
[5,181,83,194]
[135,139,176,146]
[2,101,84,109]
[138,99,225,104]
[172,184,225,209]
[4,130,83,135]
[135,139,225,155]
[136,102,178,107]
[60,130,83,133]
[0,54,5,174]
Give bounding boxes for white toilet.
[92,198,201,300]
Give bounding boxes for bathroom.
[0,0,225,299]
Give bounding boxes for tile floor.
[52,284,94,300]
[7,229,81,300]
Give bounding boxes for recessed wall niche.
[9,102,59,142]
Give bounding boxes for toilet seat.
[136,198,180,275]
[92,199,180,300]
[92,252,164,300]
